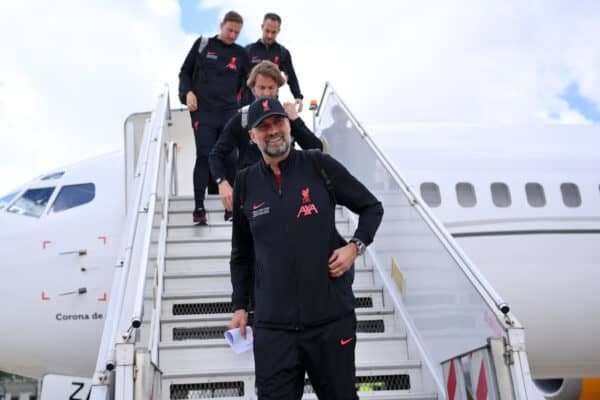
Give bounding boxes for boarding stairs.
[139,195,436,399]
[86,85,540,400]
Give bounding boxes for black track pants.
[254,313,358,400]
[192,122,236,210]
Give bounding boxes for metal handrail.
[147,141,177,366]
[92,87,171,381]
[95,116,154,373]
[317,82,516,327]
[316,83,540,398]
[130,101,170,329]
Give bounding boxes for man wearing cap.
[229,97,383,399]
[178,10,251,224]
[246,13,304,112]
[209,60,322,214]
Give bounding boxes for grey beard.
[263,135,291,157]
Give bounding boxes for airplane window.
[525,183,546,207]
[561,183,581,207]
[0,191,19,210]
[491,182,511,207]
[7,187,55,217]
[41,171,65,180]
[456,182,476,207]
[52,183,95,213]
[420,182,441,207]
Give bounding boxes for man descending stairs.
[142,195,438,400]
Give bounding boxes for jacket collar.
[256,39,279,49]
[259,148,297,175]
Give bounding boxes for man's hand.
[229,309,248,338]
[186,91,198,112]
[328,243,358,278]
[295,98,304,113]
[283,102,299,121]
[218,180,233,211]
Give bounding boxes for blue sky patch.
[560,82,600,122]
[179,0,220,35]
[177,1,254,42]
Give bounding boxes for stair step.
[169,196,225,212]
[167,207,346,226]
[169,196,346,212]
[138,306,400,347]
[304,393,437,400]
[165,256,231,274]
[147,305,394,323]
[146,266,376,294]
[162,219,354,240]
[151,286,384,320]
[159,335,409,375]
[162,358,423,381]
[159,253,372,275]
[161,383,437,400]
[139,308,403,344]
[161,360,425,399]
[153,232,361,259]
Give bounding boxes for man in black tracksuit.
[209,60,322,214]
[229,97,383,399]
[246,13,304,112]
[178,10,250,224]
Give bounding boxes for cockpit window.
[41,171,65,180]
[0,191,19,210]
[51,183,95,213]
[7,187,55,217]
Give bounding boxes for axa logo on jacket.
[297,187,319,218]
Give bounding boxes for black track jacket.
[178,36,250,119]
[246,40,303,100]
[230,149,383,329]
[209,114,323,181]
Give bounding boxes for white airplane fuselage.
[0,121,598,389]
[0,153,125,378]
[378,123,600,380]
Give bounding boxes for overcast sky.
[1,1,599,194]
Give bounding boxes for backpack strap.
[192,36,210,84]
[306,149,350,260]
[306,149,336,206]
[197,35,209,55]
[240,105,250,129]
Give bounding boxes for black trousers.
[253,313,358,400]
[191,117,236,211]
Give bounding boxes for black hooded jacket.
[246,40,303,100]
[179,35,250,123]
[230,149,383,329]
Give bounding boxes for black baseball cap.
[247,97,287,129]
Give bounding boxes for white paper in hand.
[224,327,253,354]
